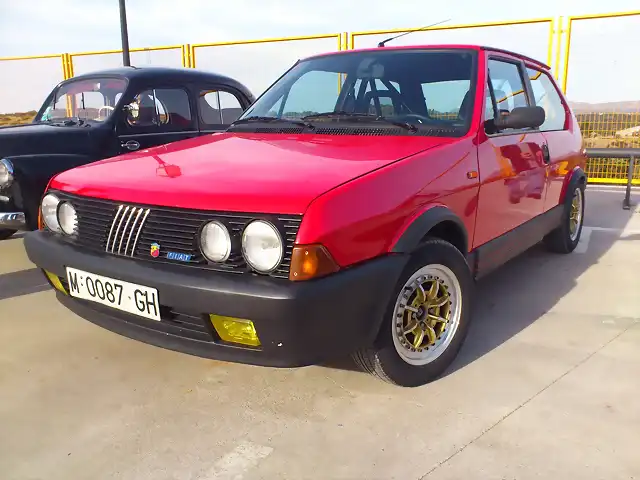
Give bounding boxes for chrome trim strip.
[106,205,124,252]
[117,207,137,255]
[130,209,151,256]
[124,208,144,256]
[109,206,130,254]
[0,211,25,229]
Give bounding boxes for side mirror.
[494,106,545,130]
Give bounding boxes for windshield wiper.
[230,116,314,129]
[302,112,417,132]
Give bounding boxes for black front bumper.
[24,231,407,367]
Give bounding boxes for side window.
[422,80,471,121]
[124,88,192,130]
[199,89,244,126]
[487,59,529,129]
[527,68,567,131]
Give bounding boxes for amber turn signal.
[289,244,339,281]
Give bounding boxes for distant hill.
[0,111,36,126]
[569,101,640,114]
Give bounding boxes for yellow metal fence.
[1,11,639,184]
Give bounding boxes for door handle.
[542,143,551,164]
[121,140,140,151]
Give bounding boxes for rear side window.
[125,88,192,131]
[199,89,244,126]
[527,68,567,131]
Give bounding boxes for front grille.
[56,191,302,279]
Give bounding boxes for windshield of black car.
[234,49,476,135]
[39,77,128,124]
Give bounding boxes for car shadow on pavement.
[0,268,50,301]
[322,188,634,377]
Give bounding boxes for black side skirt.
[471,205,564,279]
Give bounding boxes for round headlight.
[200,221,231,262]
[0,159,13,188]
[41,193,61,232]
[58,201,77,236]
[242,220,283,273]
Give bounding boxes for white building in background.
[615,125,640,137]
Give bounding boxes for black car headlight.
[0,159,13,189]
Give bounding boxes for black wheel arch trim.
[563,167,587,203]
[391,206,469,255]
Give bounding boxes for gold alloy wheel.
[569,187,583,242]
[392,264,462,366]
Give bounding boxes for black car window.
[124,88,193,131]
[198,89,244,128]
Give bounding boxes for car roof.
[303,44,551,71]
[59,66,254,96]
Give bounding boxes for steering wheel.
[97,106,115,121]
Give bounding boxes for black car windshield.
[234,49,476,136]
[39,77,128,124]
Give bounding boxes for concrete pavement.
[0,186,638,480]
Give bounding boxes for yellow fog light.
[210,315,260,347]
[44,270,67,295]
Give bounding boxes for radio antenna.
[378,19,451,47]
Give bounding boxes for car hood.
[52,132,455,214]
[0,123,94,157]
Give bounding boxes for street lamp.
[118,0,131,66]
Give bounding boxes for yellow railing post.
[67,53,75,78]
[182,44,193,68]
[190,45,197,69]
[553,17,564,81]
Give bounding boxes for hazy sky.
[0,0,639,113]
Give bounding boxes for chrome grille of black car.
[55,191,302,279]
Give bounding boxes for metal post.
[118,0,131,67]
[623,156,635,210]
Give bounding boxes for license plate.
[66,267,161,321]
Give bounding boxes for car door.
[525,66,576,212]
[474,56,548,249]
[196,86,248,134]
[116,86,199,153]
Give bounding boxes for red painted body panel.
[51,132,454,215]
[474,131,547,248]
[296,139,479,266]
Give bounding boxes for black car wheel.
[544,183,585,254]
[352,238,473,387]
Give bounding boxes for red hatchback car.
[25,44,587,387]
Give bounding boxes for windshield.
[235,49,476,136]
[39,77,128,124]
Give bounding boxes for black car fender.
[560,166,587,205]
[4,153,94,228]
[390,205,469,256]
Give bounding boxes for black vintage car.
[0,66,255,240]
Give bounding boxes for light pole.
[118,0,131,66]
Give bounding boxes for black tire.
[352,238,474,387]
[0,229,16,240]
[543,182,586,254]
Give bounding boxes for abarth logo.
[150,243,160,258]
